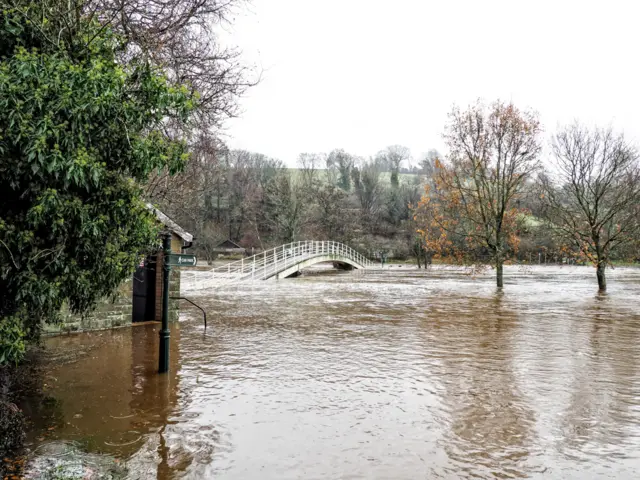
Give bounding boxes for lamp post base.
[159,328,170,373]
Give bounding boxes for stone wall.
[169,270,180,322]
[43,272,181,336]
[43,282,133,335]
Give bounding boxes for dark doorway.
[132,256,157,323]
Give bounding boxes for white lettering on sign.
[167,254,197,266]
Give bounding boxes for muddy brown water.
[21,265,640,479]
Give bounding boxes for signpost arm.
[159,234,171,373]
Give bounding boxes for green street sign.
[166,254,197,267]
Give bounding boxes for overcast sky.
[221,0,639,166]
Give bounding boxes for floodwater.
[21,265,640,479]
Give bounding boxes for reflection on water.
[24,324,182,478]
[23,266,640,479]
[435,293,539,479]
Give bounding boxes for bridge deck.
[181,240,373,292]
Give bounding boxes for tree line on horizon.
[147,141,437,263]
[151,102,640,293]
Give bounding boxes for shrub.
[0,2,195,340]
[0,316,26,366]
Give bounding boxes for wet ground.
[21,265,640,479]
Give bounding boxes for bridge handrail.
[183,240,372,290]
[214,240,371,276]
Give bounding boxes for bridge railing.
[182,240,373,291]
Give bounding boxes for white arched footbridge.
[181,240,373,292]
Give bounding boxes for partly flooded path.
[22,266,640,479]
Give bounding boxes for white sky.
[222,0,640,166]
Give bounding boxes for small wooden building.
[132,205,194,323]
[148,204,194,253]
[212,239,246,256]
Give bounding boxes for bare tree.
[197,222,227,262]
[86,0,255,130]
[57,0,257,244]
[377,145,411,187]
[419,149,441,177]
[14,0,255,133]
[325,155,339,186]
[313,184,349,240]
[297,153,323,190]
[541,124,640,291]
[327,149,354,191]
[414,100,542,287]
[355,158,384,225]
[146,132,227,229]
[225,150,261,240]
[264,171,308,243]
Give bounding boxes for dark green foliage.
[314,184,349,241]
[327,149,353,192]
[0,315,26,365]
[0,1,196,358]
[390,171,399,188]
[264,172,307,243]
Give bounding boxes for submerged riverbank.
[12,265,640,478]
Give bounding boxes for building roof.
[146,203,193,243]
[214,239,244,250]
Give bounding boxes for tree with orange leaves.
[413,100,542,287]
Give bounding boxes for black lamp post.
[159,233,171,373]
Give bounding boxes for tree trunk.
[496,259,504,288]
[216,191,221,222]
[597,262,607,291]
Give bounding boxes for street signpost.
[159,247,197,374]
[166,254,197,267]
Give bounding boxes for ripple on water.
[22,265,640,479]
